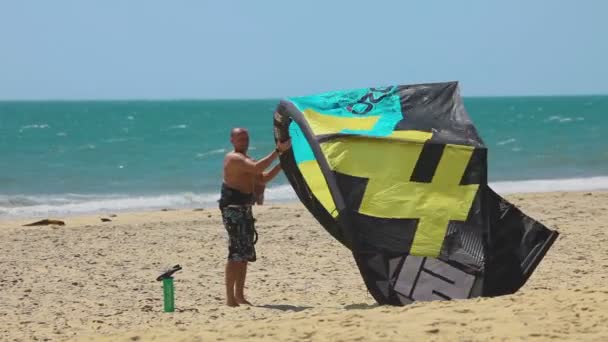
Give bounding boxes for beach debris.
[193,208,205,211]
[109,214,117,217]
[22,219,65,226]
[100,218,112,222]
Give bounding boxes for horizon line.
[0,92,607,102]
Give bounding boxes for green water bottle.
[156,264,182,313]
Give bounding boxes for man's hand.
[277,139,292,153]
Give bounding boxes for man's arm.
[253,174,266,205]
[261,163,282,184]
[253,163,281,205]
[229,139,292,175]
[229,149,279,174]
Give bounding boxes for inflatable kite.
[273,81,559,305]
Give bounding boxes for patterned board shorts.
[220,205,258,262]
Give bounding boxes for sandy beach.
[1,190,607,342]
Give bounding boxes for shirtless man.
[219,127,291,307]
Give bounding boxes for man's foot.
[235,297,252,305]
[226,299,240,307]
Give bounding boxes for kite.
[273,81,559,305]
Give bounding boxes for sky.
[1,0,607,100]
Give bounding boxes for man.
[219,127,291,307]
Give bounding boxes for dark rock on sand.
[22,219,66,227]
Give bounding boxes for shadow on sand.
[255,304,313,312]
[254,302,379,312]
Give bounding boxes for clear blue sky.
[1,1,607,100]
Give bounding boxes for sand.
[1,191,607,341]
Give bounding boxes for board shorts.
[221,205,258,262]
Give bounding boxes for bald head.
[231,127,248,136]
[230,127,249,153]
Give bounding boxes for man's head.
[230,127,249,153]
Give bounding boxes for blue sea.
[1,96,608,218]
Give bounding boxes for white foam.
[19,124,50,133]
[2,176,608,219]
[546,115,574,123]
[20,124,50,130]
[169,124,188,129]
[102,137,129,143]
[77,144,96,150]
[497,138,516,146]
[0,192,221,219]
[490,176,608,195]
[196,148,226,158]
[263,184,298,202]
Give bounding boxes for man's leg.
[234,261,251,305]
[222,206,243,307]
[225,260,240,307]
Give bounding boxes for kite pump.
[156,264,182,312]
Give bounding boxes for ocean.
[1,95,608,218]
